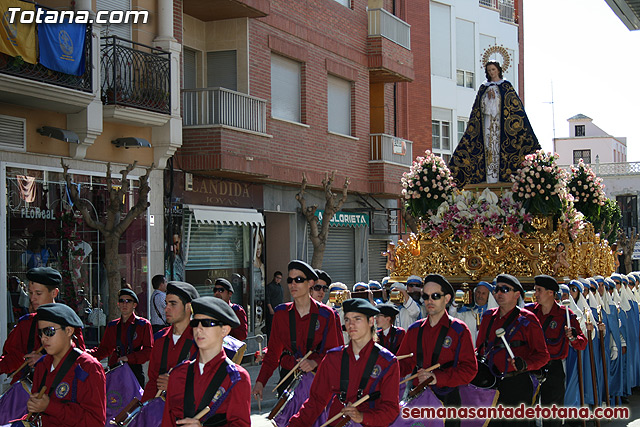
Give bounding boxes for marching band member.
[311,269,332,303]
[376,304,405,354]
[252,260,342,398]
[87,288,153,387]
[0,267,85,383]
[23,303,106,426]
[476,274,549,427]
[211,278,248,341]
[397,274,477,427]
[162,296,251,427]
[142,281,200,402]
[329,281,350,344]
[289,298,400,427]
[527,275,586,427]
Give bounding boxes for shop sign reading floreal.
[314,210,369,227]
[20,207,57,220]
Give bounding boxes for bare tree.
[296,171,350,268]
[400,202,419,234]
[617,228,639,274]
[62,160,152,319]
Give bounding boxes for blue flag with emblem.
[37,11,86,76]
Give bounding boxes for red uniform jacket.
[87,313,153,366]
[525,302,587,359]
[142,325,196,402]
[376,326,405,355]
[397,314,477,389]
[161,349,251,427]
[476,306,550,375]
[230,304,248,341]
[256,298,341,385]
[28,347,106,426]
[0,313,85,383]
[289,340,400,427]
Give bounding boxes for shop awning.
[185,205,264,226]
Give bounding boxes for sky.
[523,0,640,162]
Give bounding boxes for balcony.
[367,8,414,83]
[588,161,640,176]
[182,88,267,134]
[183,0,269,21]
[369,134,413,195]
[479,0,517,24]
[100,36,171,125]
[0,25,94,114]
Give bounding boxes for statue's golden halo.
[481,45,511,73]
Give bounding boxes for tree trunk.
[104,234,121,320]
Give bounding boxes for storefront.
[165,171,264,338]
[2,162,149,347]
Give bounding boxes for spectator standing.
[150,274,168,333]
[265,271,283,340]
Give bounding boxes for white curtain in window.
[456,19,475,73]
[328,75,351,135]
[271,54,301,123]
[430,2,451,78]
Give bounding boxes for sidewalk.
[244,362,280,416]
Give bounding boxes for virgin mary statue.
[448,57,540,188]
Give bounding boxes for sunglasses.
[213,287,226,293]
[312,285,329,292]
[494,285,515,294]
[287,276,307,284]
[422,292,444,301]
[38,326,62,337]
[118,298,134,304]
[190,318,224,328]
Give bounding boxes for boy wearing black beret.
[87,288,153,387]
[0,267,85,383]
[21,303,106,426]
[162,296,251,426]
[376,303,406,354]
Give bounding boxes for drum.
[0,379,31,424]
[457,383,499,427]
[389,385,444,427]
[124,396,165,427]
[223,335,247,364]
[270,372,327,427]
[105,363,143,426]
[470,358,497,389]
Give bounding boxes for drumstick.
[257,339,262,412]
[27,386,47,418]
[272,350,313,392]
[319,394,371,427]
[10,346,44,378]
[495,328,515,360]
[194,406,210,420]
[396,353,414,361]
[400,363,441,385]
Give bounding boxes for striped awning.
[185,205,264,226]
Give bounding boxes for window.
[183,48,197,90]
[432,120,451,151]
[327,75,351,136]
[457,120,467,143]
[430,2,451,78]
[271,54,301,123]
[207,50,237,91]
[617,195,638,236]
[456,70,474,88]
[575,125,585,137]
[456,19,474,88]
[573,149,591,164]
[332,0,350,6]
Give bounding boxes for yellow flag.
[0,0,37,64]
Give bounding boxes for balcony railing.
[592,162,640,176]
[182,88,267,134]
[479,0,516,24]
[100,36,171,114]
[0,25,92,92]
[368,8,411,50]
[370,134,413,166]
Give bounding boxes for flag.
[37,10,86,76]
[0,0,37,64]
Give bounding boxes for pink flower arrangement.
[402,150,455,218]
[511,150,568,216]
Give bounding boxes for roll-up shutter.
[96,0,132,40]
[307,227,355,285]
[184,48,197,90]
[207,50,237,91]
[368,240,389,282]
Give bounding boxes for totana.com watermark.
[5,8,149,25]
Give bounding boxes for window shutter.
[328,75,351,135]
[307,227,355,284]
[0,115,26,152]
[271,54,301,122]
[96,0,132,40]
[368,240,388,282]
[184,48,197,90]
[207,50,237,91]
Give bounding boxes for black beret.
[288,260,319,281]
[315,269,332,286]
[495,274,524,295]
[423,274,454,297]
[36,303,83,328]
[119,288,139,304]
[191,296,240,328]
[343,298,379,317]
[214,278,233,293]
[26,267,61,289]
[167,281,200,303]
[534,275,559,293]
[377,303,399,317]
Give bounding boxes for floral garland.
[401,150,455,218]
[511,150,568,216]
[567,159,607,219]
[59,210,86,306]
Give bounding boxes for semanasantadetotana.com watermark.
[5,8,149,25]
